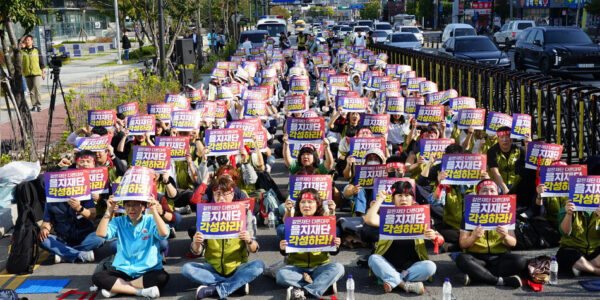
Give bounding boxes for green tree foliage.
[359,1,381,20]
[416,0,434,20]
[270,6,291,20]
[308,6,335,17]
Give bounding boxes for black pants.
[436,223,460,252]
[455,253,528,285]
[556,247,600,273]
[92,269,169,291]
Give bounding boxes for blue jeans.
[124,48,130,60]
[368,254,436,288]
[343,185,368,214]
[40,232,105,262]
[182,260,265,298]
[276,262,345,298]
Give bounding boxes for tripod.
[42,66,74,165]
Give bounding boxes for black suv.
[514,26,600,79]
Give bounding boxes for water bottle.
[346,275,355,300]
[550,257,558,285]
[268,210,276,230]
[442,278,452,300]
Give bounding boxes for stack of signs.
[132,146,171,172]
[449,97,476,113]
[285,117,325,143]
[360,114,390,136]
[88,110,116,128]
[147,103,173,122]
[385,97,404,115]
[289,142,324,160]
[464,195,516,230]
[196,202,247,238]
[117,102,138,117]
[525,142,563,170]
[155,136,190,161]
[348,137,386,163]
[569,176,600,212]
[540,165,587,197]
[441,154,487,185]
[76,134,112,152]
[285,216,337,253]
[372,177,416,206]
[44,169,91,202]
[415,105,444,126]
[165,94,190,111]
[354,164,387,188]
[379,205,430,240]
[127,114,155,135]
[204,128,244,156]
[511,113,532,139]
[89,167,109,194]
[289,175,332,203]
[114,166,156,201]
[171,110,201,131]
[486,112,513,135]
[285,95,308,113]
[457,108,486,130]
[419,138,454,162]
[404,97,425,117]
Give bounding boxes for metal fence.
[368,44,600,164]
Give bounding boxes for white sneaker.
[242,283,249,295]
[101,289,117,298]
[140,286,160,298]
[54,255,62,264]
[573,267,581,277]
[80,250,95,262]
[89,285,98,292]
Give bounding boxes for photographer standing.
[21,35,45,112]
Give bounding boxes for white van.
[441,23,477,43]
[256,16,287,46]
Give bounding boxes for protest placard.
[449,97,476,113]
[486,112,513,135]
[196,202,247,239]
[204,127,243,155]
[348,137,386,162]
[415,105,444,126]
[195,100,216,122]
[127,114,155,135]
[185,88,203,101]
[284,95,308,113]
[289,142,324,160]
[354,62,368,72]
[285,216,337,253]
[290,76,310,94]
[366,76,391,90]
[406,77,426,92]
[328,85,350,97]
[426,91,445,105]
[114,166,156,201]
[354,164,388,188]
[404,97,425,117]
[241,89,266,101]
[372,177,416,206]
[289,175,332,203]
[511,113,532,139]
[464,195,516,230]
[117,102,138,117]
[164,94,190,110]
[441,89,458,105]
[89,167,109,194]
[419,81,438,95]
[569,176,600,212]
[155,136,190,161]
[379,205,430,240]
[44,169,91,203]
[285,117,325,143]
[249,85,274,99]
[360,114,390,136]
[132,146,171,172]
[336,96,368,113]
[215,101,228,121]
[327,75,348,87]
[171,110,201,131]
[525,142,563,170]
[243,99,267,119]
[540,165,588,197]
[441,154,487,185]
[419,138,455,162]
[385,96,404,115]
[211,68,228,79]
[76,134,112,152]
[147,103,173,122]
[88,110,115,128]
[379,80,400,92]
[457,108,486,130]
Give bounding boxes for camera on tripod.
[47,53,68,69]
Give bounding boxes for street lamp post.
[114,0,123,64]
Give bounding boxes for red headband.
[476,180,497,194]
[76,156,94,163]
[497,130,511,137]
[300,192,316,201]
[221,168,231,176]
[301,144,316,151]
[387,162,405,170]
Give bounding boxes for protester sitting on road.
[93,196,170,298]
[342,148,387,216]
[41,150,105,264]
[405,123,440,179]
[276,188,344,299]
[365,181,441,295]
[282,136,334,175]
[182,175,264,299]
[454,179,527,288]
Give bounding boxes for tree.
[360,1,381,20]
[270,6,291,20]
[0,0,46,161]
[585,0,600,38]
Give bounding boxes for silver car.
[386,33,422,50]
[372,30,389,43]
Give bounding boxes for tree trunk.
[4,20,38,160]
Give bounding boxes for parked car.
[386,32,422,50]
[493,20,535,46]
[372,30,389,43]
[441,23,477,43]
[398,26,424,45]
[337,26,352,39]
[514,26,600,78]
[357,20,374,30]
[239,30,269,48]
[439,36,510,67]
[374,22,393,35]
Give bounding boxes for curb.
[0,204,17,237]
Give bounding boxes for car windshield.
[240,33,265,43]
[455,28,477,37]
[545,30,592,44]
[295,24,304,28]
[341,27,352,32]
[401,27,419,33]
[455,38,498,52]
[391,34,418,42]
[354,27,368,32]
[375,24,392,30]
[373,31,388,38]
[517,23,533,30]
[257,24,286,37]
[358,21,373,27]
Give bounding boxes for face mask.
[366,160,380,165]
[388,172,403,178]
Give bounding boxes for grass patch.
[96,60,135,67]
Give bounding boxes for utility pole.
[452,0,459,23]
[158,0,165,77]
[113,0,122,65]
[509,0,513,19]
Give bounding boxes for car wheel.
[539,57,552,74]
